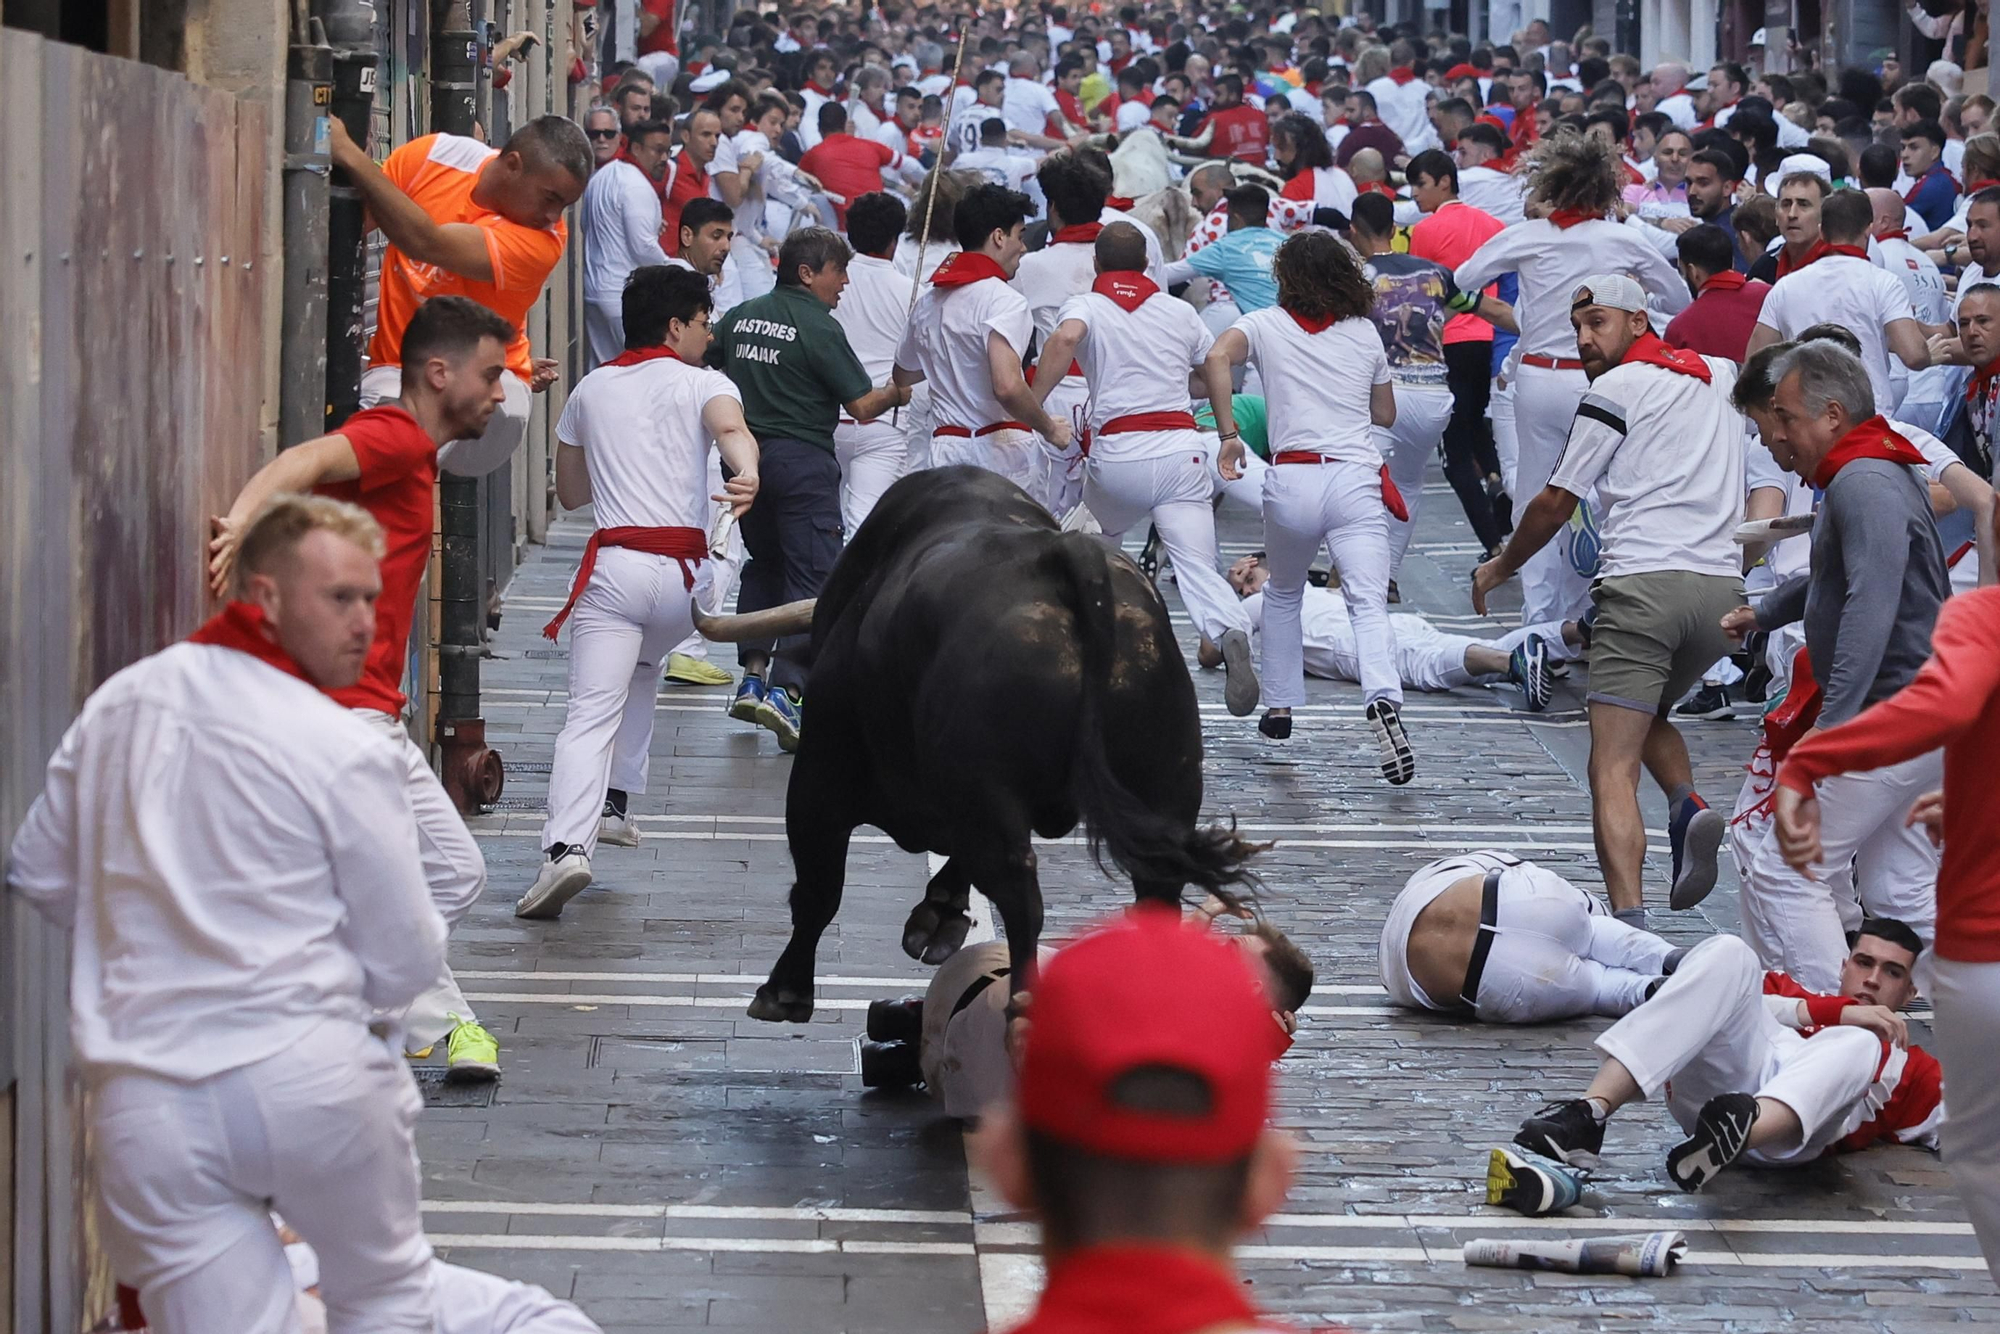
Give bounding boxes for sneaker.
[729,675,768,723]
[859,1040,923,1089]
[598,802,642,848]
[1219,628,1260,717]
[1258,710,1292,741]
[1666,1092,1759,1192]
[1674,682,1736,720]
[665,652,733,687]
[1486,1146,1584,1216]
[1486,476,1514,534]
[1667,794,1725,910]
[1509,633,1551,713]
[515,846,593,920]
[1386,579,1401,605]
[1137,524,1162,581]
[444,1016,501,1082]
[1366,699,1415,785]
[1514,1098,1605,1170]
[1740,631,1772,703]
[866,997,925,1043]
[757,687,803,752]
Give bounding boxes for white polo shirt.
[1753,254,1918,415]
[1878,235,1950,325]
[1057,284,1214,459]
[1454,218,1690,360]
[831,253,910,385]
[897,276,1036,431]
[1457,165,1526,225]
[557,355,741,530]
[1235,308,1389,466]
[579,158,670,304]
[1002,76,1061,136]
[1548,356,1745,579]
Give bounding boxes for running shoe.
[1509,633,1551,713]
[1666,1092,1759,1192]
[515,846,593,920]
[1514,1098,1605,1170]
[599,799,642,848]
[758,687,803,752]
[729,674,767,723]
[664,652,733,686]
[1667,794,1725,910]
[1673,682,1736,720]
[1137,524,1162,581]
[444,1016,501,1082]
[1220,628,1260,717]
[1366,699,1415,785]
[1386,579,1401,605]
[1487,1146,1585,1216]
[1259,710,1293,741]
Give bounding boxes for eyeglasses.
[587,128,621,140]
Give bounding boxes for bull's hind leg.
[960,838,1047,998]
[902,857,974,965]
[748,800,854,1024]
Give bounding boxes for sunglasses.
[587,128,621,140]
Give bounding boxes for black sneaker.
[1674,683,1736,720]
[859,1040,922,1089]
[1666,1092,1759,1192]
[1137,524,1162,581]
[1667,794,1725,910]
[1259,710,1293,741]
[1366,700,1415,785]
[866,997,924,1043]
[1487,476,1514,534]
[1740,631,1772,703]
[1386,579,1401,605]
[1515,1099,1605,1170]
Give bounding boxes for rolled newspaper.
[1463,1231,1687,1277]
[709,506,736,559]
[1732,513,1816,545]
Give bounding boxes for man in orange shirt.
[328,115,589,478]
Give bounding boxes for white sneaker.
[515,848,593,920]
[598,809,642,848]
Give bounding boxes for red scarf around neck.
[1547,208,1599,229]
[804,80,835,97]
[1386,66,1417,85]
[930,250,1010,287]
[1283,304,1335,334]
[1965,177,2000,194]
[1105,195,1137,211]
[1811,415,1930,489]
[1011,1245,1262,1334]
[1620,330,1712,382]
[1700,270,1749,294]
[1877,227,1909,242]
[1965,356,2000,405]
[1051,221,1105,245]
[188,602,312,684]
[603,345,684,368]
[1776,238,1867,279]
[1356,180,1397,197]
[1091,270,1159,312]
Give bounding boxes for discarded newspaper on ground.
[1463,1231,1688,1277]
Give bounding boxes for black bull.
[695,466,1261,1022]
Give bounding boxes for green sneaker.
[444,1015,500,1082]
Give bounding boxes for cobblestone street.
[421,470,1992,1332]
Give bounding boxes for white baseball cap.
[1569,273,1648,313]
[1776,152,1832,182]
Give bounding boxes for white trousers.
[729,233,777,302]
[94,1018,433,1334]
[1084,441,1250,644]
[1035,377,1091,518]
[933,427,1044,506]
[543,548,704,854]
[298,1261,604,1334]
[1510,362,1593,625]
[1742,749,1942,994]
[1209,441,1269,518]
[1597,935,1889,1164]
[361,364,529,479]
[1261,460,1400,708]
[584,298,624,369]
[1489,372,1519,498]
[1375,385,1453,579]
[352,710,488,1051]
[1315,615,1570,692]
[834,417,906,536]
[1932,956,2000,1278]
[899,383,937,473]
[1470,862,1673,1022]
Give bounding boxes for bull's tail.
[1049,533,1263,904]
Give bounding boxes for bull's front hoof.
[902,902,972,964]
[747,986,815,1023]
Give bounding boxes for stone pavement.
[420,466,1993,1332]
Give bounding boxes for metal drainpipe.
[279,19,333,447]
[324,0,377,432]
[431,6,507,813]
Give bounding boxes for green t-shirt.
[1194,394,1270,460]
[717,284,873,454]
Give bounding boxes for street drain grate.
[414,1067,499,1108]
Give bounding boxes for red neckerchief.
[1357,180,1397,197]
[929,250,1009,287]
[1965,177,2000,194]
[1283,304,1335,334]
[1010,1245,1266,1334]
[1698,98,1739,129]
[1776,238,1867,279]
[603,345,683,368]
[1878,227,1909,242]
[1305,79,1321,96]
[1547,208,1598,229]
[1387,66,1417,85]
[1105,195,1137,211]
[1619,330,1712,382]
[1811,415,1930,489]
[804,80,835,97]
[614,145,666,201]
[1700,270,1749,294]
[1052,222,1105,245]
[1965,356,2000,405]
[1091,270,1159,312]
[1620,158,1645,186]
[1055,88,1086,122]
[188,602,312,684]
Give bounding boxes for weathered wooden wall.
[0,30,269,1334]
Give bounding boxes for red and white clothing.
[1753,253,1920,415]
[1236,307,1400,709]
[1597,937,1940,1166]
[543,352,740,856]
[1060,273,1248,646]
[895,257,1042,500]
[830,253,912,534]
[1010,1245,1298,1334]
[1014,233,1101,515]
[1099,202,1167,277]
[578,157,671,365]
[1277,164,1359,223]
[1457,164,1526,225]
[1877,231,1951,325]
[1366,70,1440,154]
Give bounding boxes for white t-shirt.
[894,235,960,283]
[579,159,670,303]
[1753,255,1918,416]
[1878,236,1951,325]
[719,129,772,237]
[1013,239,1099,369]
[896,276,1036,430]
[1116,100,1153,132]
[556,356,741,530]
[1954,261,1993,316]
[798,87,833,149]
[952,146,1039,193]
[949,100,1007,156]
[1457,165,1526,226]
[1100,204,1166,277]
[1454,217,1690,359]
[1057,286,1214,458]
[1657,91,1698,130]
[1234,308,1390,465]
[1547,357,1745,579]
[1002,77,1061,135]
[831,253,910,385]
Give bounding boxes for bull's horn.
[692,598,817,643]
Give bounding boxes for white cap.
[1569,273,1648,313]
[1776,152,1832,182]
[1750,27,1768,45]
[689,68,729,93]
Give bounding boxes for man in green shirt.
[715,227,908,748]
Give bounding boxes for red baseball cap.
[1017,906,1284,1165]
[1444,63,1483,81]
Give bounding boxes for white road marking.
[467,830,1617,851]
[450,970,1391,998]
[423,1201,966,1224]
[428,1233,974,1256]
[458,991,1397,1020]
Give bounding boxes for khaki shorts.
[1587,571,1746,716]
